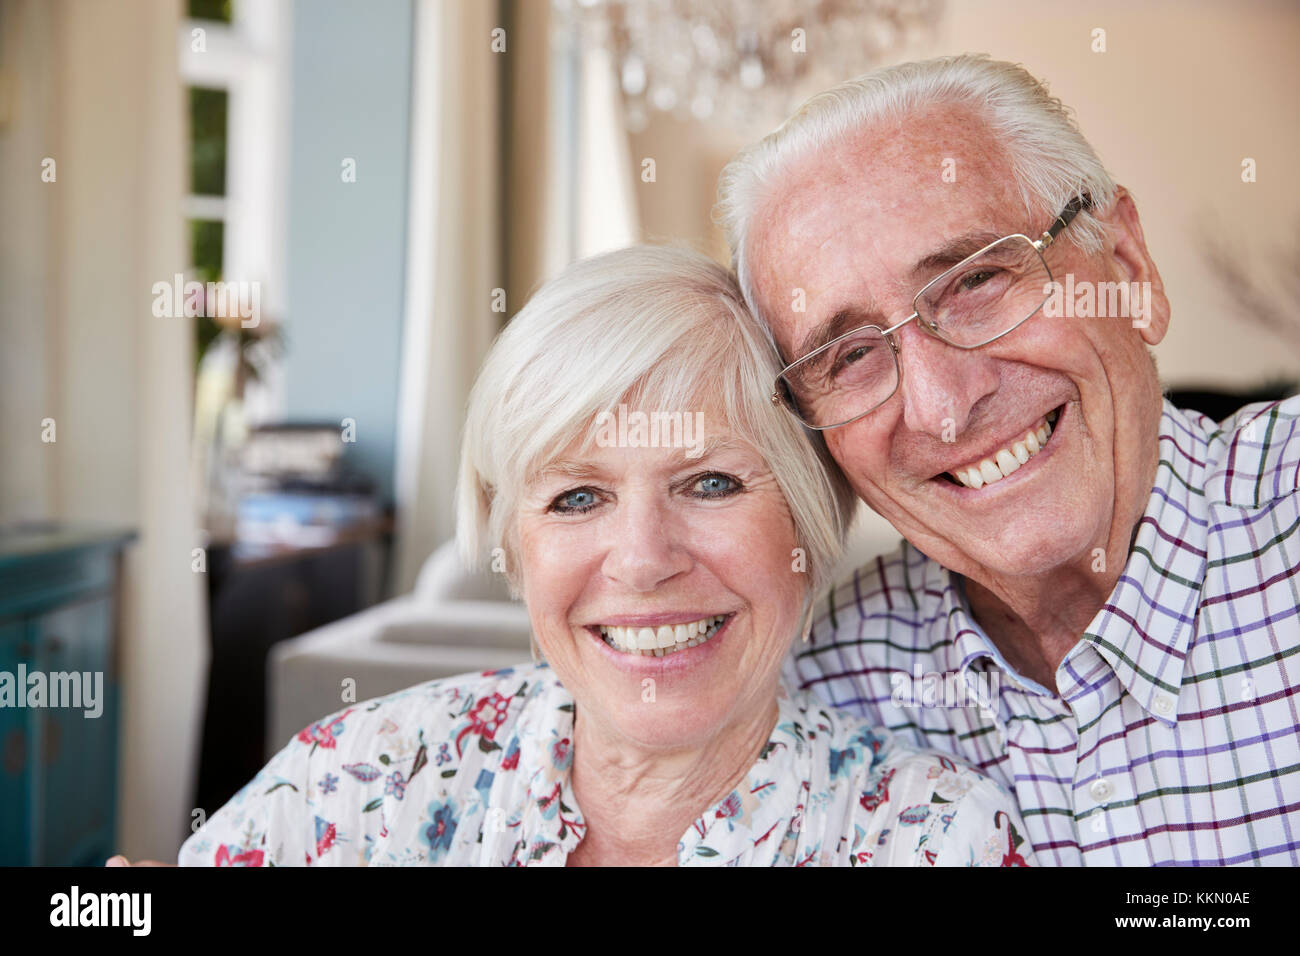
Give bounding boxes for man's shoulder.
[811,538,950,636]
[1191,396,1300,508]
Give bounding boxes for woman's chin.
[600,699,731,752]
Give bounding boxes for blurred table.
[193,512,393,819]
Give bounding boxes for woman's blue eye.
[694,474,738,497]
[552,489,599,513]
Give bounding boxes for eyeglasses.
[771,195,1093,430]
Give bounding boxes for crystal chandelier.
[558,0,945,132]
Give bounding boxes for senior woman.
[176,245,1031,867]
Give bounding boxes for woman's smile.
[580,612,737,674]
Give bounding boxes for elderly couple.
[176,54,1299,867]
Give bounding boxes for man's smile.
[942,405,1062,489]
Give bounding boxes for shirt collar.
[926,554,1055,698]
[1080,400,1212,723]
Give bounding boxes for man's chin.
[953,530,1101,584]
[902,503,1100,583]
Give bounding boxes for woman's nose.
[599,496,692,593]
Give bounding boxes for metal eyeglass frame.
[771,194,1094,430]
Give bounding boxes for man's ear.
[1101,185,1170,346]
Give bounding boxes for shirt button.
[1090,778,1113,802]
[1154,694,1175,716]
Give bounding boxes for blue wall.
[284,0,413,504]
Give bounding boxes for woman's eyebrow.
[533,458,606,483]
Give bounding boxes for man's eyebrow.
[794,304,884,362]
[911,232,1005,277]
[791,230,1008,362]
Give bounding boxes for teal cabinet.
[0,526,133,866]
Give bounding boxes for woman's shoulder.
[179,663,563,866]
[293,662,560,760]
[777,686,1031,866]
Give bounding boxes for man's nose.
[599,494,692,593]
[894,321,1000,438]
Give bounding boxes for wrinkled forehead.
[747,104,1025,355]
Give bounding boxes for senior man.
[718,54,1299,865]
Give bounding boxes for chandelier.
[558,0,945,132]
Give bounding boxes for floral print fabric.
[179,663,1032,867]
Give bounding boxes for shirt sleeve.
[924,771,1036,867]
[178,731,316,867]
[859,751,1036,867]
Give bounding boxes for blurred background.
[0,0,1296,864]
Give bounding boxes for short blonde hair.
[455,244,856,604]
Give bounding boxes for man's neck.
[963,515,1145,689]
[963,573,1105,688]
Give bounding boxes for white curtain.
[392,0,639,592]
[0,0,208,861]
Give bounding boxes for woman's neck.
[564,696,779,866]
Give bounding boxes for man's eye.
[959,268,1000,291]
[836,344,872,369]
[551,488,600,513]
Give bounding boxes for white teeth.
[598,615,727,656]
[950,412,1057,489]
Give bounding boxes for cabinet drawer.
[29,598,117,866]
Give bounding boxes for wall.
[283,0,414,505]
[628,0,1300,390]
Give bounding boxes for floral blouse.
[179,664,1033,867]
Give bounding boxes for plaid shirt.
[785,397,1300,865]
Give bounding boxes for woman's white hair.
[716,53,1118,329]
[456,244,857,605]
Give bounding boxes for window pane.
[188,0,233,23]
[190,219,225,371]
[189,87,228,197]
[189,219,224,283]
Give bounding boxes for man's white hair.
[456,243,857,603]
[716,53,1118,332]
